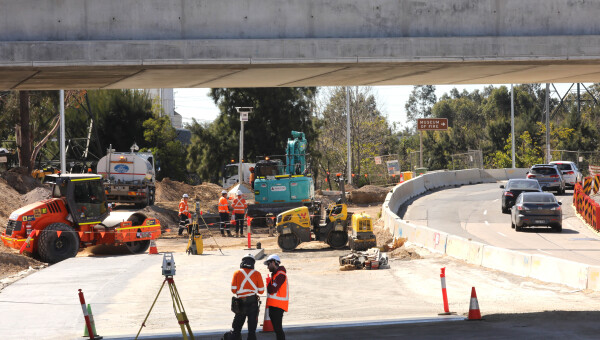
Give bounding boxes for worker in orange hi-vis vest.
[229,253,265,340]
[232,190,248,237]
[264,254,288,340]
[178,194,192,236]
[218,190,232,237]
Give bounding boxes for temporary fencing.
[573,179,600,232]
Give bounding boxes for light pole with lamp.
[235,107,253,185]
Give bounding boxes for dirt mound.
[0,167,43,194]
[156,178,224,204]
[138,204,180,231]
[374,223,394,248]
[390,247,422,260]
[0,178,22,228]
[0,245,46,282]
[21,187,52,206]
[349,185,390,204]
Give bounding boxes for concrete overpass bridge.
[3,0,600,90]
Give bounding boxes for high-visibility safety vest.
[232,198,247,214]
[266,270,289,312]
[218,196,229,213]
[231,268,265,298]
[179,199,191,217]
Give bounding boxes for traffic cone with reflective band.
[83,304,102,339]
[261,307,274,332]
[467,287,482,320]
[148,239,159,255]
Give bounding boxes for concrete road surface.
[402,183,600,265]
[3,242,600,339]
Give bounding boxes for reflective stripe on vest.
[218,197,229,213]
[179,200,189,215]
[236,269,264,297]
[232,198,247,214]
[267,271,289,311]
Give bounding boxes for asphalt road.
[402,183,600,266]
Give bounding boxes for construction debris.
[338,247,389,270]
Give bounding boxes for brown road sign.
[417,118,448,131]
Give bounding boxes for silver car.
[549,161,583,188]
[526,164,566,195]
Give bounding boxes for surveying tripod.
[135,254,194,340]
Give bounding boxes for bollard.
[247,232,252,249]
[438,267,454,315]
[78,289,95,340]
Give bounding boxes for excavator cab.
[46,174,109,224]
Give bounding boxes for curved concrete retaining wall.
[382,168,600,290]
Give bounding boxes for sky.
[173,84,582,130]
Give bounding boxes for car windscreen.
[522,194,556,203]
[531,167,558,175]
[507,181,540,190]
[552,163,572,171]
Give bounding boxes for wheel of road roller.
[278,233,299,251]
[327,231,348,249]
[125,240,151,254]
[38,223,80,264]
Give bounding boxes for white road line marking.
[485,221,489,225]
[483,210,487,215]
[493,199,499,202]
[537,248,551,255]
[497,232,507,237]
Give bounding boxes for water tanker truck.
[97,147,156,208]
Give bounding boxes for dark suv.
[526,164,565,195]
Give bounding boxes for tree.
[143,116,187,181]
[315,87,393,185]
[188,87,317,182]
[405,85,437,123]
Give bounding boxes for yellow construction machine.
[349,212,376,251]
[275,201,349,251]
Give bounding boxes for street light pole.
[235,107,252,185]
[346,87,352,185]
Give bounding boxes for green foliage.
[143,116,186,181]
[188,88,317,183]
[405,85,436,123]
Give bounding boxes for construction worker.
[219,190,233,237]
[264,254,288,340]
[178,194,192,236]
[249,167,255,189]
[229,253,264,340]
[232,190,247,237]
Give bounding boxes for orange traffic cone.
[261,307,274,332]
[467,287,482,320]
[148,239,159,255]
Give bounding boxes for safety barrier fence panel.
[382,168,600,290]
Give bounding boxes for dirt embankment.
[349,185,391,204]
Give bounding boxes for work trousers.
[220,212,232,236]
[178,214,190,235]
[234,213,245,235]
[269,306,285,340]
[232,296,259,340]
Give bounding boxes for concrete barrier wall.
[381,167,600,290]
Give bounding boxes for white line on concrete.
[493,199,499,202]
[484,210,488,215]
[485,221,489,225]
[537,248,551,255]
[498,232,507,237]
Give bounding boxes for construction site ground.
[3,175,600,338]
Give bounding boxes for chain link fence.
[361,154,405,186]
[550,149,600,176]
[450,150,484,170]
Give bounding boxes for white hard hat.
[182,194,189,198]
[221,190,228,194]
[237,190,243,196]
[264,254,281,265]
[242,253,255,260]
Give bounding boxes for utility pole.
[511,84,515,168]
[346,87,352,185]
[235,107,252,184]
[60,90,66,174]
[545,83,550,163]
